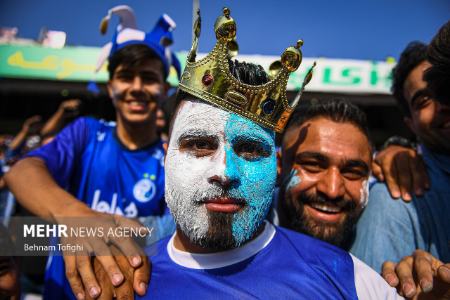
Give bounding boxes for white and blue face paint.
[165,100,276,249]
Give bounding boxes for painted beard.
[166,184,245,250]
[165,100,276,250]
[285,190,359,249]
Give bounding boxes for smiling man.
[350,42,450,277]
[132,8,401,299]
[278,99,371,250]
[5,6,179,300]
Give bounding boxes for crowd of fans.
[0,6,449,300]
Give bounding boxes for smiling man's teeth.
[130,101,145,106]
[309,203,341,213]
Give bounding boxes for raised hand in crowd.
[382,250,450,299]
[8,115,42,152]
[40,99,81,138]
[372,145,429,201]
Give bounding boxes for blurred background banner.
[0,45,393,94]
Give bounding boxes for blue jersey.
[28,117,166,217]
[27,117,169,300]
[141,222,400,299]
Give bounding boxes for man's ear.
[403,116,415,134]
[107,80,113,99]
[276,150,282,186]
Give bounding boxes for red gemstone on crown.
[202,74,214,86]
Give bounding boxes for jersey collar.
[167,221,276,269]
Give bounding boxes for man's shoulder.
[274,226,355,271]
[367,182,417,215]
[351,254,402,299]
[276,225,349,256]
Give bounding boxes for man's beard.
[287,192,359,249]
[192,211,236,251]
[167,186,252,251]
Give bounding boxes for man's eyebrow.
[296,151,328,164]
[341,159,369,174]
[178,130,217,141]
[115,69,133,75]
[410,88,430,107]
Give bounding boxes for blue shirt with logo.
[26,117,171,299]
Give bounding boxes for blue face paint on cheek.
[286,169,301,191]
[224,113,276,245]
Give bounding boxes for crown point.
[296,39,304,49]
[223,7,231,18]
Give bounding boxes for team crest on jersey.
[133,178,156,202]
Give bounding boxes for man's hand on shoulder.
[60,212,150,299]
[382,250,450,299]
[372,145,429,202]
[86,245,150,300]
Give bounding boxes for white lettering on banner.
[91,190,138,218]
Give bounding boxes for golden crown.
[179,7,314,133]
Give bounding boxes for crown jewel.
[179,8,314,132]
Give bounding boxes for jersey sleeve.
[350,183,422,273]
[351,254,404,299]
[25,117,92,188]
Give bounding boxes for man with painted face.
[5,6,179,300]
[130,8,401,299]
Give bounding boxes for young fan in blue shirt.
[5,6,179,300]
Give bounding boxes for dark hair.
[107,44,165,79]
[173,59,269,114]
[284,98,371,147]
[425,20,450,104]
[391,41,428,116]
[227,59,269,85]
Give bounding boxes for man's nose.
[130,76,144,91]
[208,174,238,190]
[208,148,240,189]
[316,167,345,200]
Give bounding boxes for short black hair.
[391,41,428,116]
[173,59,269,116]
[284,98,372,148]
[425,20,450,105]
[107,44,165,80]
[227,59,269,86]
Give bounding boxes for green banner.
[0,44,108,82]
[0,44,184,85]
[0,44,393,94]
